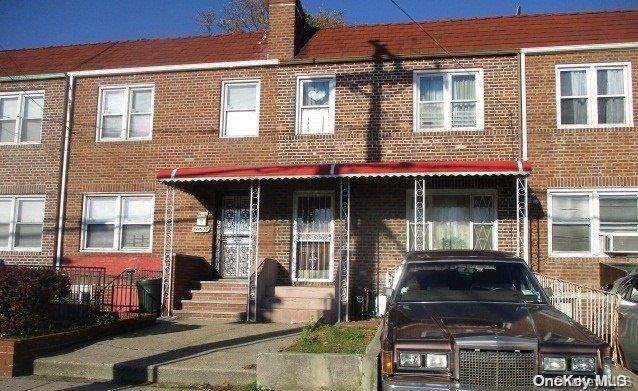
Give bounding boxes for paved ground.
[30,319,303,387]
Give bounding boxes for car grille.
[458,349,535,389]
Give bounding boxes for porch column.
[515,175,529,262]
[247,179,261,322]
[338,177,350,322]
[161,185,176,316]
[413,176,426,251]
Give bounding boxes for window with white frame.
[220,80,260,137]
[82,194,154,251]
[0,92,44,144]
[407,191,496,251]
[0,196,45,250]
[549,190,638,256]
[557,64,632,127]
[414,70,484,131]
[296,76,335,134]
[98,85,154,141]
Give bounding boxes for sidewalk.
[30,319,302,387]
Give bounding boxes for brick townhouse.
[0,0,636,322]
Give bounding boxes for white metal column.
[161,185,175,316]
[413,177,426,251]
[515,175,529,262]
[338,177,351,322]
[247,179,261,322]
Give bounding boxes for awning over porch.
[156,160,532,182]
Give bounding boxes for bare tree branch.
[195,9,217,35]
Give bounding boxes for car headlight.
[571,357,596,372]
[425,353,448,369]
[543,357,567,371]
[399,352,421,367]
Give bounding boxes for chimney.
[266,0,309,60]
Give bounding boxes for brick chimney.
[266,0,309,60]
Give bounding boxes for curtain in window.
[451,75,476,128]
[0,200,10,247]
[552,195,590,252]
[0,97,17,143]
[431,195,471,250]
[121,197,152,249]
[302,81,330,106]
[600,197,638,232]
[560,70,588,125]
[419,76,444,128]
[14,199,44,248]
[597,69,625,124]
[101,90,125,138]
[129,89,152,138]
[20,96,43,142]
[86,197,117,248]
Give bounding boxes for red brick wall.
[0,78,66,266]
[526,49,638,287]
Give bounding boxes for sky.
[1,0,637,50]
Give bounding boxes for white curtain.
[0,97,18,143]
[431,195,471,250]
[451,75,476,128]
[597,69,625,124]
[560,70,588,125]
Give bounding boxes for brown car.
[381,251,613,391]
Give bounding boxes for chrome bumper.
[381,376,605,391]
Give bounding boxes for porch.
[157,160,532,323]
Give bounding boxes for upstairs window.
[414,70,484,131]
[82,194,154,252]
[557,64,632,127]
[0,196,45,251]
[98,85,154,141]
[220,80,260,137]
[0,92,44,144]
[296,76,335,134]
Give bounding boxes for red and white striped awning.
[157,160,532,182]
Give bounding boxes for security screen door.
[219,195,251,278]
[293,193,334,281]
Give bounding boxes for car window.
[395,261,545,304]
[626,279,638,303]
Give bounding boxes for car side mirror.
[544,287,553,298]
[384,287,394,298]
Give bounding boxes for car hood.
[388,302,602,346]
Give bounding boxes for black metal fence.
[0,264,162,328]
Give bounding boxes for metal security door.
[292,192,334,281]
[219,195,251,278]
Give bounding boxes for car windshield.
[396,261,546,303]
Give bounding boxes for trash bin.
[137,278,162,315]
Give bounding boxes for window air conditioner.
[603,234,638,254]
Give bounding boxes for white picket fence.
[535,273,622,364]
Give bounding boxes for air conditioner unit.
[603,234,638,254]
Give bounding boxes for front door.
[218,195,251,278]
[292,192,334,281]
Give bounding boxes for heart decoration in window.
[307,88,327,103]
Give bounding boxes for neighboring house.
[0,0,636,322]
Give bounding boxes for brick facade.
[0,78,66,266]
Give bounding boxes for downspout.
[55,73,75,267]
[519,51,528,161]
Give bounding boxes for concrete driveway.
[29,319,303,388]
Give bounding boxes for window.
[97,85,154,141]
[407,191,496,251]
[0,92,44,144]
[549,190,638,256]
[557,63,632,127]
[0,196,45,251]
[82,194,154,251]
[414,70,484,131]
[220,80,260,137]
[296,76,335,134]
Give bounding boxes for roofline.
[66,59,279,77]
[522,41,638,54]
[0,72,66,82]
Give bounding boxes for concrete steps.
[176,279,248,321]
[260,286,336,323]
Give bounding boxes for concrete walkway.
[31,319,303,387]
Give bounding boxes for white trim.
[522,42,638,54]
[0,90,45,145]
[547,188,638,258]
[519,52,528,160]
[96,84,155,142]
[67,59,279,77]
[405,188,498,252]
[0,195,46,252]
[0,73,65,82]
[413,68,484,132]
[80,193,155,253]
[295,75,336,135]
[219,79,261,138]
[555,62,633,129]
[291,190,335,283]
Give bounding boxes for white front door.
[292,192,334,281]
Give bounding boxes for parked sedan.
[611,271,638,372]
[381,250,612,391]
